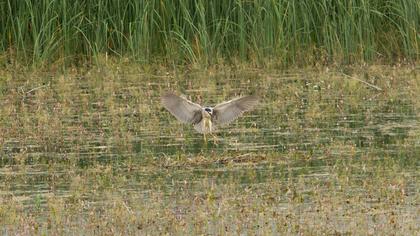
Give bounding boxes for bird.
[161,92,259,142]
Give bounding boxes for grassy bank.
[1,0,419,67]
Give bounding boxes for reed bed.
[1,0,419,67]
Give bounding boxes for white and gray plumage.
[161,92,259,137]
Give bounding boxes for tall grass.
[0,0,419,67]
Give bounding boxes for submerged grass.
[0,64,419,234]
[0,0,419,67]
[1,154,418,235]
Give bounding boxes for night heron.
[161,92,259,142]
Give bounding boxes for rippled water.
[0,67,419,233]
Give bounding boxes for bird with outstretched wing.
[161,92,259,141]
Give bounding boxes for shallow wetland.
[0,64,419,234]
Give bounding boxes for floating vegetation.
[0,64,419,234]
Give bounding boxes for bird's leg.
[203,133,207,143]
[211,133,219,145]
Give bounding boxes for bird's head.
[204,107,213,115]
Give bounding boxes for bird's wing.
[161,92,203,124]
[212,95,259,125]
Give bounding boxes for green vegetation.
[1,0,419,67]
[0,0,419,234]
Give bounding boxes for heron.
[161,92,259,142]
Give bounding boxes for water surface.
[0,66,419,234]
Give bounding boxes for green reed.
[0,0,419,67]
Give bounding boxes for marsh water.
[0,66,419,234]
